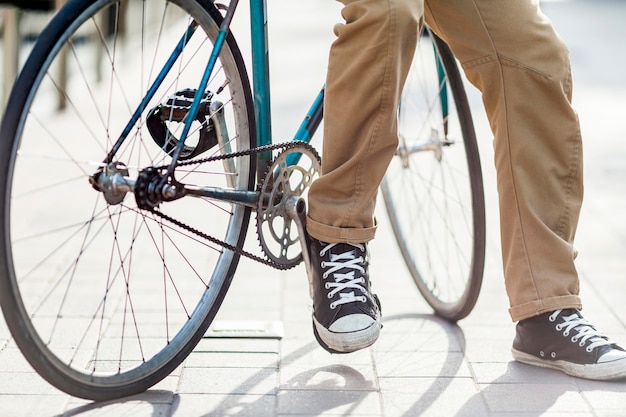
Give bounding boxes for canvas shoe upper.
[512,309,626,380]
[307,236,381,354]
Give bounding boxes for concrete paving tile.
[379,377,487,417]
[460,322,516,339]
[369,295,428,316]
[490,414,594,417]
[61,389,177,416]
[0,347,35,372]
[280,296,310,312]
[277,389,381,415]
[280,339,372,365]
[194,337,280,353]
[0,315,9,333]
[215,287,282,320]
[594,411,626,417]
[177,367,277,395]
[0,394,69,417]
[281,319,317,340]
[462,335,517,363]
[470,361,574,384]
[479,383,592,414]
[169,393,276,417]
[374,320,465,353]
[374,350,471,378]
[185,351,279,369]
[137,388,179,404]
[61,399,172,417]
[461,303,512,328]
[214,304,282,322]
[379,314,459,334]
[0,371,61,395]
[278,415,377,417]
[574,379,626,411]
[151,375,182,394]
[366,293,428,315]
[280,363,378,392]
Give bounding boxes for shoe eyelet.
[571,336,578,343]
[549,316,556,323]
[551,352,557,358]
[540,351,545,357]
[327,293,333,299]
[563,331,570,337]
[329,302,337,310]
[324,283,331,289]
[586,346,593,353]
[322,272,329,279]
[555,324,563,331]
[579,341,585,347]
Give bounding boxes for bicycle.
[0,0,485,401]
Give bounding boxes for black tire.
[0,0,255,400]
[381,28,486,321]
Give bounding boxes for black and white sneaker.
[512,309,626,380]
[307,236,382,353]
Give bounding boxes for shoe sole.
[512,348,626,381]
[312,316,380,354]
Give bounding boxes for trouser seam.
[468,0,541,303]
[555,70,580,240]
[343,0,397,229]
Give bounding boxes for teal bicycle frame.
[247,0,445,174]
[160,0,443,192]
[249,0,324,176]
[107,0,327,210]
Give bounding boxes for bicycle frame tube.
[96,1,327,210]
[250,0,273,179]
[166,0,240,176]
[434,42,450,136]
[249,0,324,173]
[286,86,324,166]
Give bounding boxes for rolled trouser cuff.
[306,215,376,244]
[509,294,582,322]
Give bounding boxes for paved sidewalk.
[1,1,626,416]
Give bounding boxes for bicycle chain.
[149,141,316,270]
[155,141,297,170]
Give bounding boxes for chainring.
[256,142,321,268]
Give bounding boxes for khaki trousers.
[306,0,583,321]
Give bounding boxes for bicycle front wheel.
[381,28,486,322]
[0,0,255,400]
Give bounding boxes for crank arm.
[285,197,314,298]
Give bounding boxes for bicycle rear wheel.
[0,0,255,400]
[381,28,485,322]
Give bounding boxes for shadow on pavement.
[58,313,465,416]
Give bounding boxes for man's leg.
[424,0,626,379]
[307,0,423,244]
[306,0,423,353]
[425,0,582,320]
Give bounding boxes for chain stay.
[150,141,317,270]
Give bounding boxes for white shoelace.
[319,243,367,309]
[550,310,614,353]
